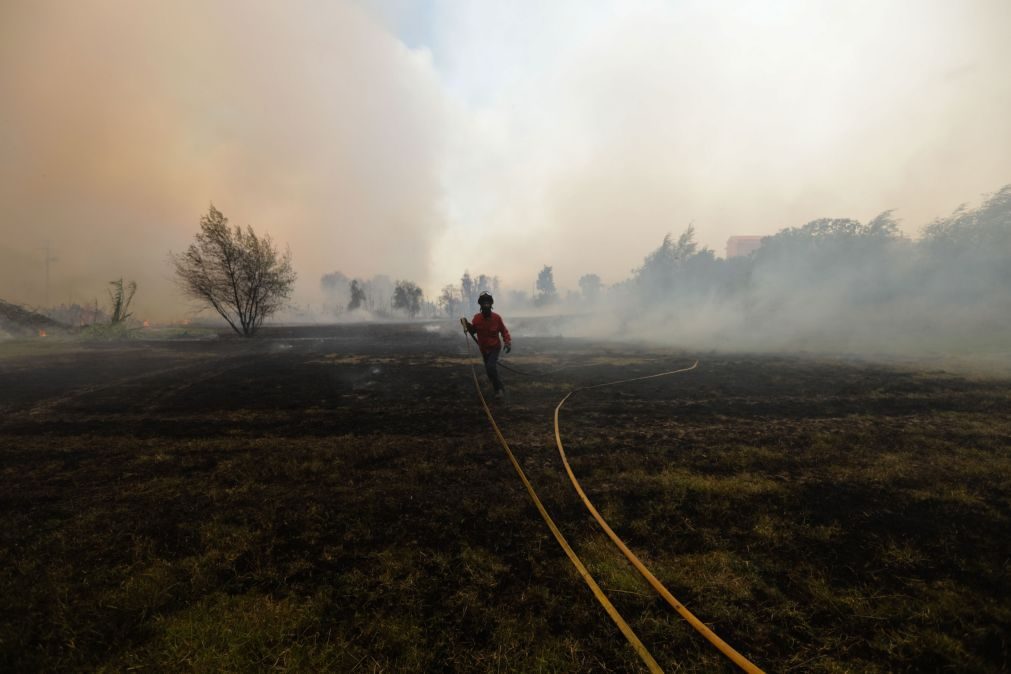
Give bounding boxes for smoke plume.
[0,0,446,319]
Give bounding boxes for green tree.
[393,280,423,318]
[348,279,367,311]
[578,273,602,304]
[320,270,349,297]
[922,184,1011,252]
[634,226,701,291]
[460,271,475,309]
[438,284,460,317]
[535,265,558,306]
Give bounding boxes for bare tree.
[171,204,296,336]
[438,284,460,317]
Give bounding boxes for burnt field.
[1,323,1009,673]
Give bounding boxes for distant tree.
[420,298,439,319]
[320,270,349,295]
[643,227,698,269]
[755,214,904,275]
[365,274,394,313]
[578,273,602,304]
[535,265,558,306]
[917,184,1011,302]
[634,226,705,294]
[760,214,901,254]
[922,184,1011,252]
[171,204,296,337]
[438,284,460,317]
[476,274,492,295]
[745,212,912,309]
[107,278,137,324]
[393,280,424,318]
[865,210,901,240]
[348,279,366,311]
[320,271,349,314]
[460,271,476,309]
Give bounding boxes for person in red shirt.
[465,291,512,398]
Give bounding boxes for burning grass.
[1,325,1009,672]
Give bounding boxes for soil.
[1,322,1009,672]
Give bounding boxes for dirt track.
[2,323,1009,672]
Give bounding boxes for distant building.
[726,235,766,258]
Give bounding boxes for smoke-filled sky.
[1,0,1009,318]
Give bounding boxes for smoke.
[2,0,1009,336]
[422,0,1011,292]
[548,188,1011,366]
[0,0,447,319]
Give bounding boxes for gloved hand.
[504,343,511,354]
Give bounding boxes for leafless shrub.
[171,205,296,337]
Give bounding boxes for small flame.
[39,328,47,337]
[143,320,150,328]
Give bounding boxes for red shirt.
[470,311,511,354]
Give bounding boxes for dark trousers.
[482,348,504,392]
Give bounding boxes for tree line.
[172,184,1010,341]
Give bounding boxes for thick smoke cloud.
[2,0,1009,334]
[0,0,446,319]
[421,0,1011,292]
[552,187,1011,365]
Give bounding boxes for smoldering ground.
[2,323,1009,672]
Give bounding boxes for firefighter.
[464,291,512,398]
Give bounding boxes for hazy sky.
[1,0,1009,317]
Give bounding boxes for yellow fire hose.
[553,362,766,674]
[460,319,663,673]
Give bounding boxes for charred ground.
[1,323,1009,672]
